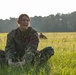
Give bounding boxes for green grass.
[0,32,76,75]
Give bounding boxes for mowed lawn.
[0,32,76,75]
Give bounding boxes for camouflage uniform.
[0,27,54,66]
[0,50,5,64]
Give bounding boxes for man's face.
[19,16,30,31]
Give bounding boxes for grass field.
[0,32,76,75]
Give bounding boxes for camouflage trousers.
[0,46,54,66]
[33,46,54,66]
[0,50,5,64]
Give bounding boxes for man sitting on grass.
[0,13,54,67]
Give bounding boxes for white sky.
[0,0,76,19]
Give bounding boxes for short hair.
[17,14,30,24]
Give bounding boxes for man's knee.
[0,50,5,55]
[0,50,5,63]
[46,46,54,56]
[35,47,54,65]
[41,46,54,57]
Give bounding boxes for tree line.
[0,11,76,32]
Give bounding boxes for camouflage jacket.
[5,27,39,63]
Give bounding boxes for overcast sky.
[0,0,76,19]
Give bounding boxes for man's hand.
[8,59,26,67]
[15,59,26,66]
[8,59,15,66]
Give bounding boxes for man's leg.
[34,46,54,66]
[0,50,6,64]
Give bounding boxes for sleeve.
[22,31,39,64]
[5,31,15,61]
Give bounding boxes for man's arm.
[22,32,39,64]
[5,31,15,63]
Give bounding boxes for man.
[0,13,54,66]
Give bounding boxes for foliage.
[0,11,76,32]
